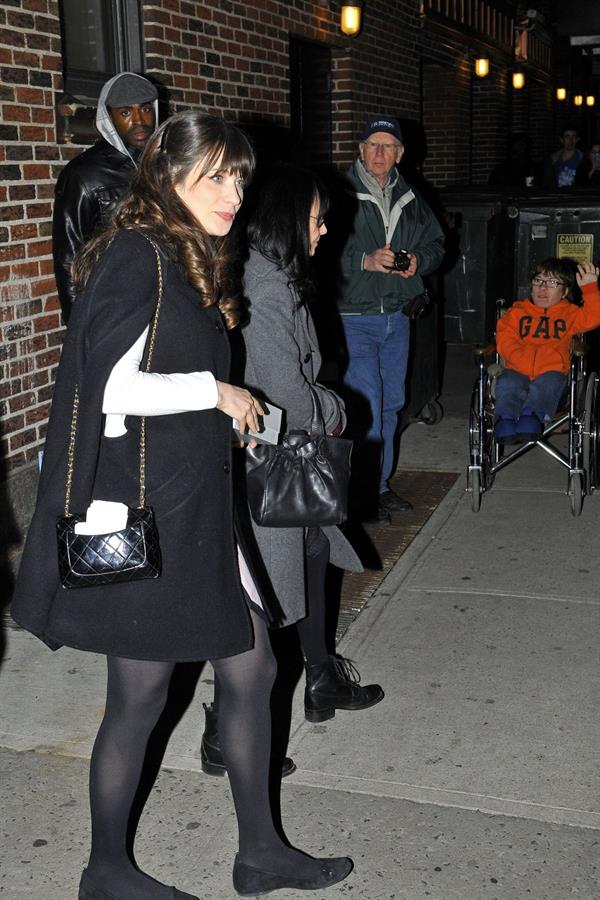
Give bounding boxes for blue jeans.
[494,369,567,422]
[341,311,410,493]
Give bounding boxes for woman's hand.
[216,381,264,434]
[576,261,600,287]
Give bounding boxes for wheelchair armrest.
[473,341,497,360]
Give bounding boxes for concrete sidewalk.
[1,344,599,899]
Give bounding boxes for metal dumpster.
[439,187,600,344]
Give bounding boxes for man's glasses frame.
[361,140,402,153]
[531,276,565,289]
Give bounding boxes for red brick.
[35,347,60,368]
[27,238,52,257]
[2,104,32,122]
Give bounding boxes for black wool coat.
[11,229,254,661]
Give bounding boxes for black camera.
[389,249,411,272]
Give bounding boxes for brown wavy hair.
[72,110,255,329]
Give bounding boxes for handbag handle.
[308,385,326,436]
[63,232,164,516]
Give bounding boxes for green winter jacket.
[338,159,445,315]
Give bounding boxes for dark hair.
[531,257,577,299]
[73,110,255,329]
[245,163,329,299]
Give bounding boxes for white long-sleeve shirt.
[100,328,262,609]
[102,326,219,436]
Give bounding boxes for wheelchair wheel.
[583,373,600,491]
[469,379,495,490]
[569,471,583,517]
[470,467,481,512]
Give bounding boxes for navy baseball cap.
[360,116,402,143]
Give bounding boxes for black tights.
[295,528,331,667]
[86,609,328,898]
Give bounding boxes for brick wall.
[140,0,422,169]
[0,0,63,484]
[0,0,567,563]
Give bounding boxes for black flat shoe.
[378,489,413,512]
[232,854,353,896]
[78,869,199,900]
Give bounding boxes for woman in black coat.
[11,113,352,899]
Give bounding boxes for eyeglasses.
[531,276,565,288]
[362,140,401,153]
[310,215,325,228]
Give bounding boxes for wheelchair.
[467,303,600,516]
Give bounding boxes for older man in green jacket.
[339,115,444,523]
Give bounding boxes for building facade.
[0,0,594,575]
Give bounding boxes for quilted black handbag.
[245,387,352,528]
[56,235,163,589]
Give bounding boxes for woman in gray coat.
[201,165,384,776]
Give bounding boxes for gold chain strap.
[138,238,163,507]
[63,233,164,516]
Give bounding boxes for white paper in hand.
[233,401,282,445]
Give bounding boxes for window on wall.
[59,0,144,101]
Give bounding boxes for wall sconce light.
[586,95,595,107]
[474,58,489,78]
[340,2,362,37]
[556,87,567,101]
[512,72,525,90]
[574,94,583,106]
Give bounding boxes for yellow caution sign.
[556,233,594,263]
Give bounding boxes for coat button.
[216,323,224,333]
[223,462,230,474]
[303,352,312,363]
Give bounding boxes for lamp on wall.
[586,95,595,107]
[574,94,583,106]
[556,87,567,101]
[512,72,525,90]
[474,57,489,78]
[340,2,363,37]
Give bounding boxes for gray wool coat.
[242,248,362,626]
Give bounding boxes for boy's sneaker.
[515,412,542,442]
[494,417,518,443]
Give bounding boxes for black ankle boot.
[200,703,296,777]
[304,656,384,723]
[232,854,353,896]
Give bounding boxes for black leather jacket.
[52,139,136,322]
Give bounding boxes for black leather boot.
[200,703,297,778]
[304,656,384,723]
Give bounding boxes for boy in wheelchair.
[494,257,600,443]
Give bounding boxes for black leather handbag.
[56,235,163,589]
[245,388,352,528]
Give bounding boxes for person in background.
[200,164,384,776]
[488,133,538,188]
[494,257,600,444]
[52,72,158,322]
[544,125,583,189]
[576,141,600,187]
[338,115,445,524]
[12,111,353,900]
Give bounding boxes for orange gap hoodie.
[496,282,600,379]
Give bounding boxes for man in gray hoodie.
[52,72,159,322]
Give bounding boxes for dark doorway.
[289,36,332,168]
